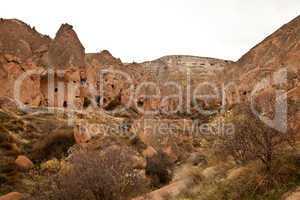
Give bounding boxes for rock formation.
[48,24,85,69]
[0,19,51,61]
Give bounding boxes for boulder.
[281,187,300,200]
[227,166,250,180]
[15,155,34,171]
[132,178,193,200]
[0,192,22,200]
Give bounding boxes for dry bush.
[176,154,300,200]
[30,147,149,200]
[145,151,174,187]
[217,104,295,175]
[30,129,75,161]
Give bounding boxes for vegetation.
[29,148,149,200]
[176,152,300,200]
[217,104,295,176]
[146,151,174,187]
[175,102,299,200]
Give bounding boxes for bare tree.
[218,104,295,175]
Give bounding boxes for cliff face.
[0,19,51,60]
[226,16,300,84]
[232,16,299,102]
[0,54,41,106]
[238,16,300,71]
[0,16,298,118]
[142,55,233,85]
[221,16,300,135]
[48,24,86,69]
[140,56,234,116]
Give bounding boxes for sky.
[1,0,299,62]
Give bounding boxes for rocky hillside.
[225,15,300,92]
[0,19,51,61]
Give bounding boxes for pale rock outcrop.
[132,178,193,200]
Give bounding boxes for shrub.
[176,154,300,200]
[30,147,149,200]
[218,104,295,175]
[145,151,174,187]
[31,130,75,161]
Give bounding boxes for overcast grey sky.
[1,0,299,62]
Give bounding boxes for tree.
[219,104,295,175]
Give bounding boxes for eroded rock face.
[221,16,300,136]
[0,54,42,106]
[0,20,51,106]
[0,20,90,108]
[140,56,233,116]
[224,16,300,107]
[0,18,235,116]
[0,17,298,116]
[0,19,51,61]
[85,50,147,113]
[48,24,85,69]
[0,20,84,108]
[86,50,122,67]
[84,53,235,117]
[238,16,300,72]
